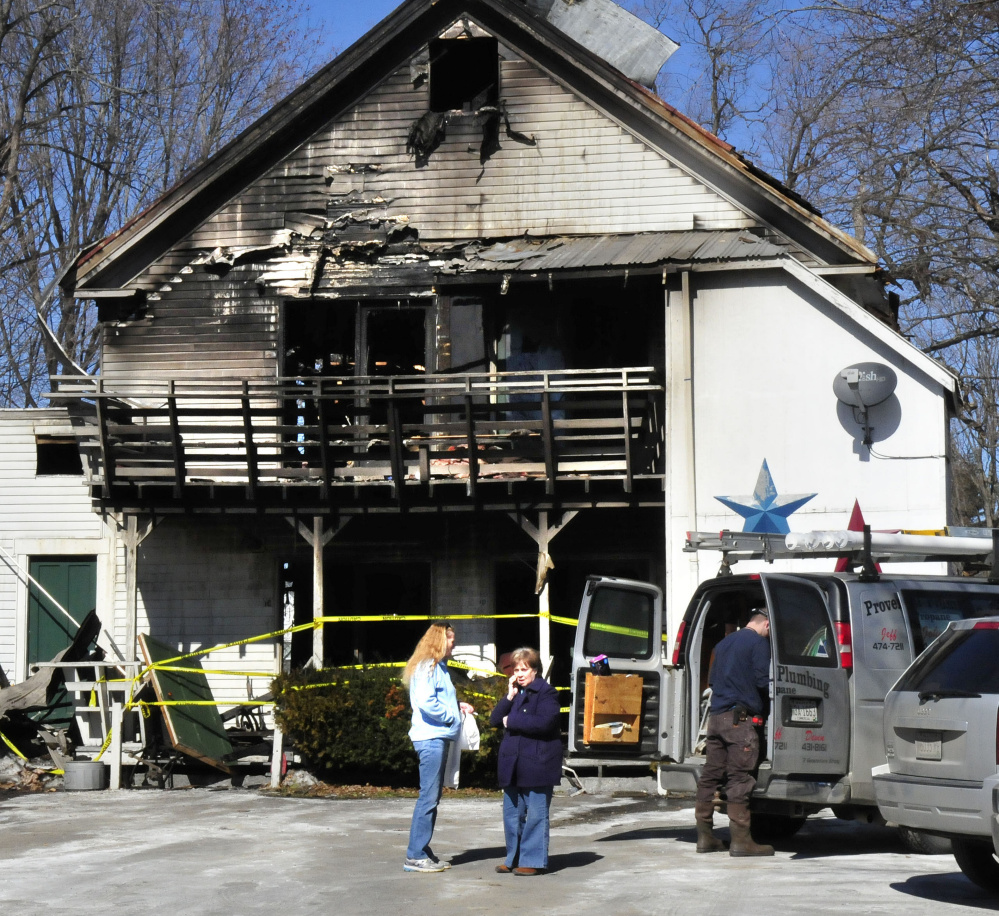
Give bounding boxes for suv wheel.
[898,827,952,855]
[952,837,999,892]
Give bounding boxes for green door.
[27,557,97,727]
[28,557,97,663]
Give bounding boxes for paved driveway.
[0,789,994,915]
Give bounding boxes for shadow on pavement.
[450,845,506,866]
[596,825,695,844]
[547,851,603,872]
[891,872,998,909]
[450,848,603,873]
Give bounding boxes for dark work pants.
[695,712,760,809]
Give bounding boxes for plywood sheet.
[139,633,233,772]
[583,672,643,744]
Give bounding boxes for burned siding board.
[102,271,280,384]
[165,50,750,259]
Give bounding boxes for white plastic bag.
[458,711,480,751]
[444,713,480,790]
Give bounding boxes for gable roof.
[68,0,877,294]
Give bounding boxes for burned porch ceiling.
[306,229,790,295]
[439,230,789,274]
[121,229,793,301]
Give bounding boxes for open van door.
[568,576,676,760]
[762,575,850,780]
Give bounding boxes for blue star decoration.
[715,460,816,534]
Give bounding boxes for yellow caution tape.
[0,730,28,760]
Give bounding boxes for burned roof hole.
[429,37,498,113]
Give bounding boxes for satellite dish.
[833,362,897,408]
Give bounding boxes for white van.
[569,531,999,841]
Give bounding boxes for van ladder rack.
[684,526,999,582]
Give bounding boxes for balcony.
[49,368,665,513]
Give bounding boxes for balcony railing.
[49,368,665,510]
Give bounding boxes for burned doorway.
[323,561,432,667]
[494,559,540,669]
[280,558,432,669]
[282,300,432,454]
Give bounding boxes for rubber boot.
[694,800,726,853]
[727,803,775,857]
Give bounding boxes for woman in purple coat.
[488,647,562,876]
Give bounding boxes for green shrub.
[272,665,508,788]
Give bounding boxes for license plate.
[790,700,819,723]
[916,731,942,761]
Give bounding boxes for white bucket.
[63,760,108,791]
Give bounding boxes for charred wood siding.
[183,54,750,254]
[101,268,280,384]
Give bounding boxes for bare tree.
[0,0,319,406]
[634,0,795,150]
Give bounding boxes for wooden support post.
[387,395,405,503]
[117,514,157,661]
[167,381,185,497]
[508,509,579,674]
[95,382,113,498]
[241,381,258,500]
[313,515,324,669]
[109,701,123,791]
[285,516,350,671]
[270,723,285,789]
[464,386,478,497]
[541,385,555,494]
[538,574,552,670]
[316,380,332,499]
[621,369,634,493]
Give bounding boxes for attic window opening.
[429,37,498,113]
[36,436,83,476]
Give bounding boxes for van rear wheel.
[952,837,999,892]
[749,813,807,844]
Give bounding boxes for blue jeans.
[502,786,553,869]
[406,738,450,860]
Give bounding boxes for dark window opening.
[430,37,498,112]
[281,300,430,461]
[36,437,83,476]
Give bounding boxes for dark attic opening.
[429,36,498,112]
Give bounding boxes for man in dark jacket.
[489,647,562,876]
[694,607,774,857]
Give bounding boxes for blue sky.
[303,0,406,54]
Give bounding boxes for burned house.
[4,0,954,703]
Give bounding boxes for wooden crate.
[583,672,644,744]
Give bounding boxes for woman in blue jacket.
[401,620,474,873]
[489,646,562,876]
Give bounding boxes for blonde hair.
[401,621,453,688]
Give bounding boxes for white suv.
[873,617,999,891]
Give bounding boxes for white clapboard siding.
[134,520,280,717]
[0,411,110,682]
[180,51,750,253]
